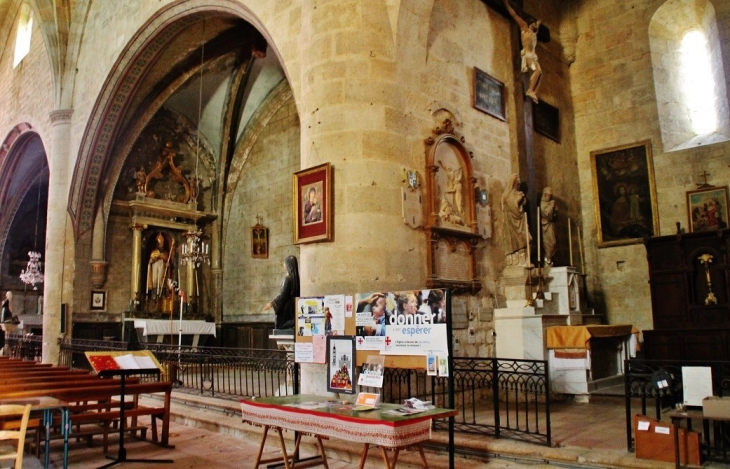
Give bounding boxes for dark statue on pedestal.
[264,255,299,331]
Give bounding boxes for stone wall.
[570,0,730,332]
[223,95,300,322]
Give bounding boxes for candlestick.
[537,206,541,268]
[524,211,530,266]
[568,217,573,267]
[577,222,586,274]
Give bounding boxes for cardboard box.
[702,396,730,419]
[634,415,701,465]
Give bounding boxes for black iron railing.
[5,333,42,361]
[55,339,549,446]
[363,357,551,446]
[57,338,299,398]
[625,358,730,462]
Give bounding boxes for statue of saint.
[504,0,542,103]
[135,166,146,193]
[438,160,464,216]
[264,255,300,330]
[147,233,171,300]
[540,187,558,265]
[502,173,528,265]
[1,292,11,322]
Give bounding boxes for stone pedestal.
[546,266,581,314]
[494,305,544,360]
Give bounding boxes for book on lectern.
[85,350,161,373]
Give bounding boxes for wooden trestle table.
[240,394,456,469]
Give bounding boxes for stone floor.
[13,389,716,469]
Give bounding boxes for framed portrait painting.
[90,290,106,311]
[293,162,333,244]
[473,68,506,121]
[590,140,659,247]
[327,335,355,394]
[686,186,729,232]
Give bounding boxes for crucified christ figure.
[504,0,542,103]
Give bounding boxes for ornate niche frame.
[424,115,481,294]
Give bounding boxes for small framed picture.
[327,335,355,394]
[90,290,106,311]
[686,186,729,232]
[251,224,268,259]
[473,67,506,121]
[293,163,333,244]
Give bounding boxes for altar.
[127,319,216,347]
[546,324,639,399]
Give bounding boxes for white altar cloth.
[133,319,216,337]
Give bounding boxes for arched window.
[12,4,33,68]
[649,0,729,151]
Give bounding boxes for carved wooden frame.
[424,119,481,294]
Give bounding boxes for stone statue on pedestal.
[540,187,558,265]
[502,173,528,265]
[264,255,299,330]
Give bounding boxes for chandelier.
[181,229,209,268]
[20,170,45,289]
[20,251,43,289]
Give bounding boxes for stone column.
[130,224,146,306]
[297,1,419,394]
[43,109,73,364]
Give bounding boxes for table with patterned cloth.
[240,394,456,469]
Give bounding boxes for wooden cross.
[697,170,711,187]
[483,0,551,264]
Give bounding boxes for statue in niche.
[502,173,528,265]
[438,160,464,218]
[147,232,175,312]
[540,187,558,265]
[504,0,542,103]
[263,255,299,330]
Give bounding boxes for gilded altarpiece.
[424,118,481,294]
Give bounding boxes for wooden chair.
[0,404,31,469]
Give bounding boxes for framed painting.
[90,290,106,311]
[686,186,729,232]
[473,68,505,121]
[293,162,333,244]
[590,140,659,247]
[251,224,268,259]
[533,100,560,143]
[327,335,355,394]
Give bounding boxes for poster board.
[294,289,451,374]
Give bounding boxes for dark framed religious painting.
[90,290,107,311]
[327,335,355,394]
[293,162,333,244]
[533,100,560,143]
[590,140,659,247]
[250,224,268,259]
[472,68,506,121]
[686,186,730,233]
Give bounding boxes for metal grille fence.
[54,339,549,446]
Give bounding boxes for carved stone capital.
[49,109,74,125]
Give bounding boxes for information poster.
[355,289,448,356]
[296,295,347,337]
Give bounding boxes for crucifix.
[484,0,551,265]
[697,170,712,188]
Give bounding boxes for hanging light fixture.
[20,170,45,289]
[181,21,209,269]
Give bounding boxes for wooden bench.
[0,381,173,452]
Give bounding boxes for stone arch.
[649,0,730,151]
[0,124,49,289]
[68,0,294,239]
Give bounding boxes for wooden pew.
[0,381,173,450]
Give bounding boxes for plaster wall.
[570,0,730,332]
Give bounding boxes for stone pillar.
[210,220,222,322]
[130,224,146,305]
[297,1,418,394]
[43,109,73,364]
